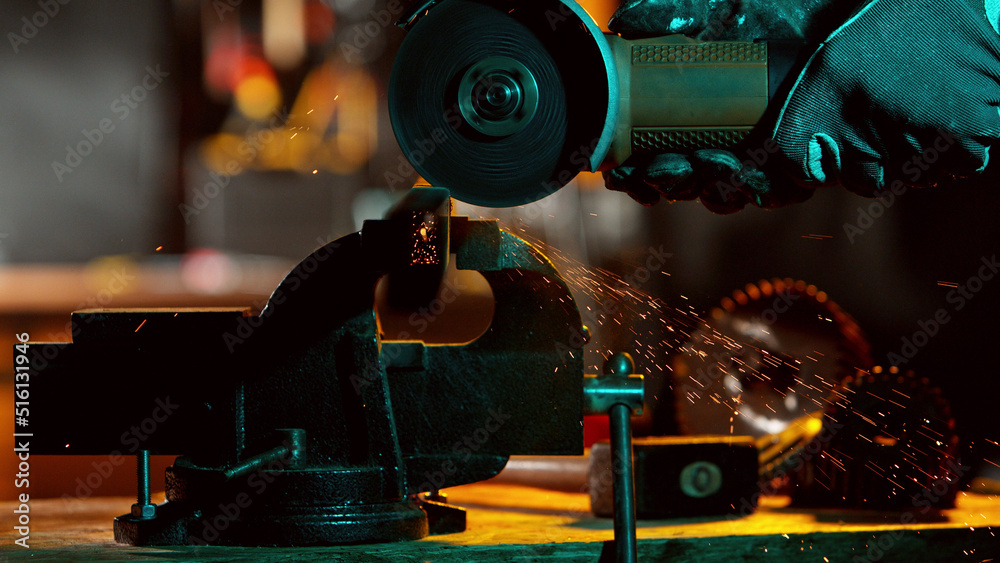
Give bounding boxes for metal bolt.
[131,450,156,519]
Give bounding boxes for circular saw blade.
[389,0,572,207]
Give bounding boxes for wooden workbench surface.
[2,483,999,562]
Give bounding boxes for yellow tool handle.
[604,35,771,168]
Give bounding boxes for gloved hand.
[609,0,843,41]
[606,0,1000,212]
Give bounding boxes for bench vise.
[25,188,643,551]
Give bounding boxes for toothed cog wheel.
[790,366,960,509]
[673,279,872,438]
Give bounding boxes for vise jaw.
[26,187,587,546]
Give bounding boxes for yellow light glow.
[235,75,282,120]
[803,414,824,437]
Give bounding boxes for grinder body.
[389,0,785,207]
[603,34,770,168]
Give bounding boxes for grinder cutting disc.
[389,0,612,207]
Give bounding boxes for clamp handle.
[583,352,644,563]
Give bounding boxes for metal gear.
[790,366,961,509]
[673,278,872,439]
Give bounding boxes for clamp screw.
[131,450,156,519]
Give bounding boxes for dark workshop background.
[0,0,997,502]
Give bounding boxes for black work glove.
[606,0,1000,212]
[609,0,842,41]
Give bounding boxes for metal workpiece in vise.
[24,187,646,548]
[389,0,800,207]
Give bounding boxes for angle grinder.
[388,0,798,207]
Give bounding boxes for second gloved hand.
[605,0,840,212]
[603,148,811,213]
[772,0,1000,196]
[605,0,1000,211]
